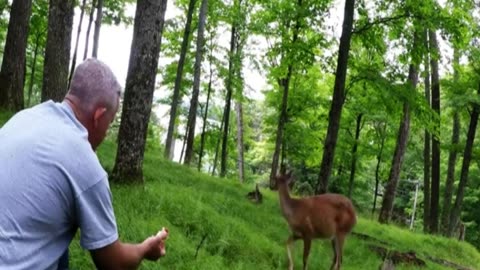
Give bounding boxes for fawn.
[275,172,356,270]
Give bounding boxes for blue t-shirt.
[0,101,118,269]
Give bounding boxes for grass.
[1,111,479,269]
[68,139,480,270]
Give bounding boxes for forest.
[1,0,480,262]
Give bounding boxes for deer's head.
[274,171,295,189]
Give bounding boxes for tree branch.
[352,13,409,35]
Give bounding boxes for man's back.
[0,101,117,269]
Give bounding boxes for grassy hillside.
[69,140,480,270]
[1,111,479,269]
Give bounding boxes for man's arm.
[90,233,166,270]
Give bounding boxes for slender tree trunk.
[211,114,224,176]
[92,0,104,58]
[423,28,431,233]
[348,113,363,198]
[184,0,208,165]
[236,100,245,183]
[269,0,302,189]
[316,0,355,194]
[379,33,420,224]
[83,0,97,60]
[68,0,88,89]
[441,48,460,235]
[429,28,441,234]
[164,0,197,160]
[27,33,42,107]
[372,122,386,217]
[179,125,189,163]
[198,69,213,171]
[0,0,33,111]
[447,84,480,236]
[220,24,236,177]
[41,0,74,102]
[112,0,168,183]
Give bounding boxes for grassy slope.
[0,111,479,269]
[70,140,480,270]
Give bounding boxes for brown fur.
[276,172,357,270]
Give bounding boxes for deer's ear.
[285,170,293,178]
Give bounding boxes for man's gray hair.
[68,58,121,113]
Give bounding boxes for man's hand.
[91,227,169,269]
[143,227,169,261]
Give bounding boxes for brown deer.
[275,172,357,270]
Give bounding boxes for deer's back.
[287,193,356,239]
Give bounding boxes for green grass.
[68,139,480,270]
[1,111,479,269]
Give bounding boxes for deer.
[275,171,357,270]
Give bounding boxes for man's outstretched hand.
[143,227,169,261]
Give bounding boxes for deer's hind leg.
[330,234,345,270]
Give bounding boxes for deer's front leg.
[286,235,297,270]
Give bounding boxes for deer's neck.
[278,184,294,218]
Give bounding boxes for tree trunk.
[68,0,88,89]
[179,125,189,163]
[220,24,236,177]
[27,33,42,107]
[372,122,386,217]
[378,33,419,224]
[0,0,33,111]
[316,0,355,194]
[92,0,103,58]
[83,0,97,60]
[211,113,224,176]
[348,113,363,198]
[111,0,168,183]
[198,69,213,171]
[447,84,480,236]
[429,28,441,234]
[41,0,74,102]
[441,48,460,235]
[269,0,302,189]
[236,100,245,183]
[183,0,208,165]
[423,28,431,234]
[164,0,197,160]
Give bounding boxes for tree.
[379,32,420,224]
[219,16,236,177]
[235,100,245,183]
[68,0,88,88]
[447,81,480,236]
[83,0,97,60]
[428,28,440,234]
[316,0,355,194]
[164,0,197,160]
[92,0,104,58]
[183,0,208,165]
[41,0,74,102]
[347,113,363,198]
[422,28,431,233]
[25,0,48,107]
[198,49,214,171]
[112,0,168,183]
[0,0,33,111]
[441,47,460,235]
[267,0,303,188]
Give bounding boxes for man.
[0,59,167,269]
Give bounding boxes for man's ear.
[93,107,107,127]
